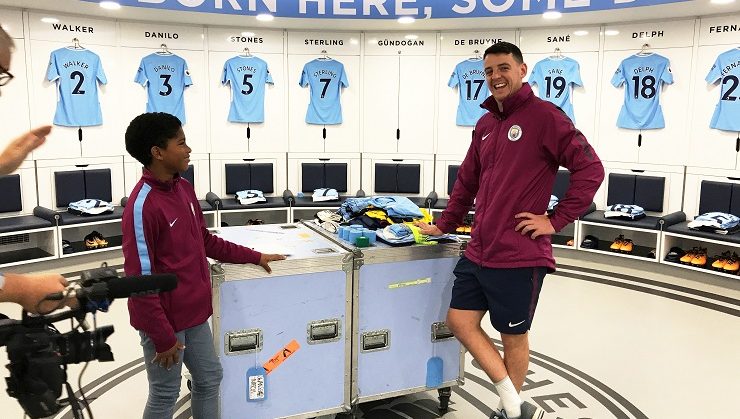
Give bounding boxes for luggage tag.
[426,356,444,388]
[246,366,267,402]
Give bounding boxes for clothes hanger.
[637,43,652,57]
[468,49,482,61]
[242,47,252,57]
[157,43,172,55]
[318,49,331,60]
[550,47,564,59]
[70,37,84,50]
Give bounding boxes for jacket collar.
[142,168,181,191]
[481,82,533,119]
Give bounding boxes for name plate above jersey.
[119,21,204,50]
[699,15,740,46]
[440,31,515,55]
[603,19,695,50]
[207,27,284,53]
[28,12,116,45]
[0,8,23,39]
[519,27,600,53]
[287,32,361,55]
[364,33,437,56]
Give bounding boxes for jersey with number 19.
[706,48,740,132]
[529,57,583,123]
[611,53,673,130]
[222,56,273,123]
[46,47,107,127]
[299,59,349,125]
[135,53,193,124]
[448,58,489,126]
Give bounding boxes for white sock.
[494,376,522,418]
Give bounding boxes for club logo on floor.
[508,125,523,142]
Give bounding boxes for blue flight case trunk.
[210,223,353,419]
[304,221,465,412]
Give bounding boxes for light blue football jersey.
[222,56,273,123]
[706,48,740,132]
[299,59,349,125]
[135,53,193,124]
[448,58,489,126]
[529,57,583,122]
[46,48,107,127]
[611,53,673,130]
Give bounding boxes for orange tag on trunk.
[262,339,300,374]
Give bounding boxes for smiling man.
[416,41,604,419]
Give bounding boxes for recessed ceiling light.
[256,13,274,22]
[41,17,59,24]
[398,16,415,24]
[99,1,121,10]
[710,0,735,4]
[543,11,562,20]
[349,38,359,45]
[573,30,589,36]
[605,29,620,36]
[405,34,418,40]
[241,31,255,37]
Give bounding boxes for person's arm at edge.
[0,272,69,314]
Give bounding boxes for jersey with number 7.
[299,58,349,125]
[135,53,193,124]
[611,53,673,130]
[47,47,107,127]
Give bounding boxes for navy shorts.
[450,256,547,335]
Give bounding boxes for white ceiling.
[0,0,739,31]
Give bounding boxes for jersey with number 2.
[135,53,192,124]
[529,57,582,123]
[706,48,740,132]
[222,56,273,123]
[611,53,673,129]
[300,59,349,125]
[46,48,107,127]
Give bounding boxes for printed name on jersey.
[717,60,740,77]
[313,69,337,78]
[60,60,90,69]
[145,32,179,39]
[153,65,176,73]
[462,69,485,80]
[52,23,94,33]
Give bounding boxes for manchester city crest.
[508,125,522,142]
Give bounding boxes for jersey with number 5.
[135,53,193,124]
[299,59,349,125]
[529,57,582,123]
[46,48,107,127]
[222,56,273,123]
[706,48,740,132]
[448,58,489,126]
[611,53,673,130]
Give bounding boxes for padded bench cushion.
[606,173,664,212]
[375,163,420,194]
[225,163,274,194]
[0,215,53,234]
[666,221,740,245]
[581,210,661,230]
[199,200,214,212]
[219,197,287,210]
[57,207,125,226]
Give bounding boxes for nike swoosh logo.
[482,132,491,141]
[508,320,526,328]
[169,218,178,228]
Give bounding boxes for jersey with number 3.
[448,59,489,126]
[529,57,582,123]
[46,48,107,127]
[706,48,740,132]
[611,53,673,129]
[299,59,348,125]
[222,56,273,123]
[135,53,193,124]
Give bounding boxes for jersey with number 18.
[706,48,740,132]
[46,47,107,127]
[135,53,193,124]
[611,53,673,130]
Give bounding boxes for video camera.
[0,264,177,419]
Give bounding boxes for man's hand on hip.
[514,212,555,239]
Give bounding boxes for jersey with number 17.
[46,47,107,127]
[222,56,273,123]
[135,53,193,124]
[611,53,673,130]
[706,48,740,132]
[300,59,349,125]
[448,59,489,126]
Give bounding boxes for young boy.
[122,112,285,419]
